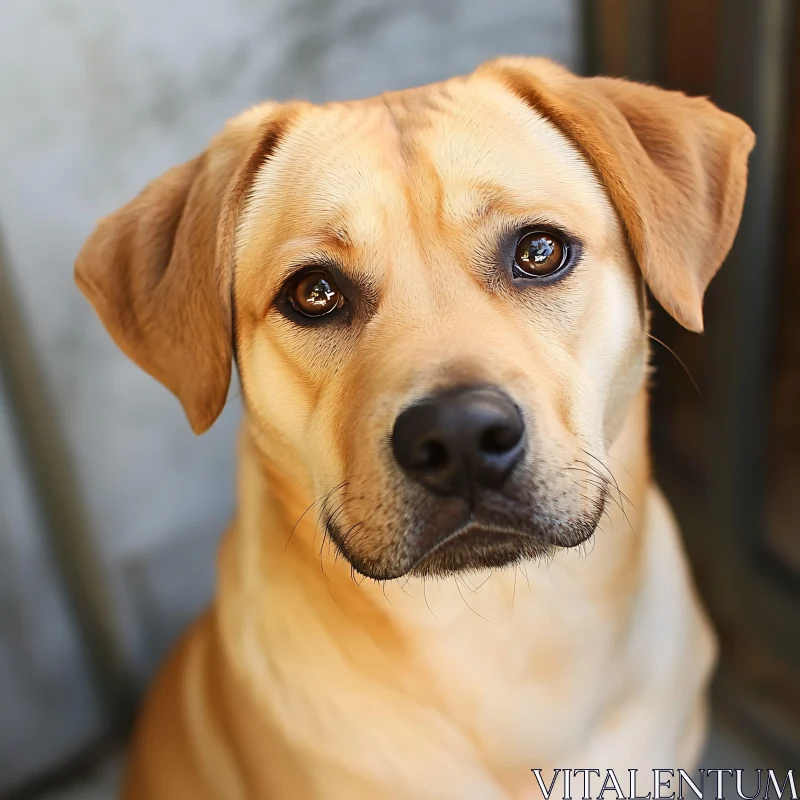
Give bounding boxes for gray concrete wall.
[0,0,577,790]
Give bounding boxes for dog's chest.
[390,567,633,768]
[241,559,640,784]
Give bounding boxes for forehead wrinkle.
[242,104,397,219]
[436,182,519,231]
[381,85,476,250]
[366,102,438,261]
[416,84,615,238]
[237,105,409,277]
[396,144,446,249]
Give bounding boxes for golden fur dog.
[75,57,754,799]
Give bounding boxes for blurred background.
[0,0,796,797]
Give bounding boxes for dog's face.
[232,80,644,579]
[76,58,754,580]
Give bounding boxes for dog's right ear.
[481,57,755,333]
[75,104,296,434]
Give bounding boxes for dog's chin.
[325,505,604,582]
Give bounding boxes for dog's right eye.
[288,271,345,318]
[513,230,569,278]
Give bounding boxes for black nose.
[391,386,525,497]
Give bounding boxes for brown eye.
[513,231,567,278]
[289,271,344,318]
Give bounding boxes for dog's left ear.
[76,104,295,433]
[482,57,756,332]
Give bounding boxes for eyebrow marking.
[465,192,508,222]
[227,106,300,363]
[332,228,352,248]
[232,107,299,220]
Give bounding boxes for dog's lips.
[407,519,557,577]
[413,520,532,564]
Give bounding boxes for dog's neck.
[215,384,651,652]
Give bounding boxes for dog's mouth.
[323,490,606,581]
[406,521,560,577]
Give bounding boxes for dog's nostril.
[412,440,449,470]
[480,423,521,454]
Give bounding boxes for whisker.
[422,580,439,619]
[600,450,636,486]
[454,575,494,623]
[575,451,637,534]
[470,571,493,593]
[318,525,331,579]
[286,480,348,551]
[511,565,518,615]
[223,388,244,408]
[577,452,635,510]
[648,332,702,397]
[519,562,532,597]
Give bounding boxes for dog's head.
[76,58,753,580]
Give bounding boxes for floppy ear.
[481,57,756,332]
[75,104,293,433]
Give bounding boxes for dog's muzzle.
[325,384,603,580]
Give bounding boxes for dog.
[75,57,754,799]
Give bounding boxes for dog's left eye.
[513,230,569,278]
[289,271,345,318]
